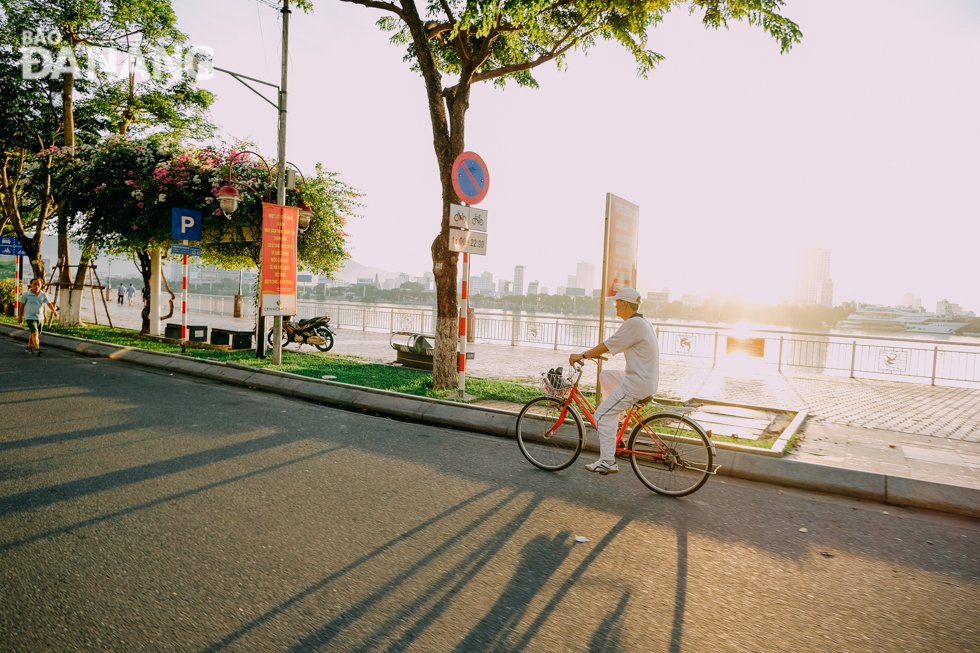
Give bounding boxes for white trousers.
[593,370,641,462]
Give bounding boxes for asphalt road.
[1,337,978,653]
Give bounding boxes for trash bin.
[390,331,435,370]
[233,294,244,318]
[165,323,208,342]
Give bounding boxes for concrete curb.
[2,323,978,519]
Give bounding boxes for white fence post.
[778,336,784,373]
[553,319,559,350]
[931,346,938,386]
[849,341,857,378]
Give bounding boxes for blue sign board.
[171,207,202,241]
[451,151,490,205]
[0,236,27,257]
[171,243,202,257]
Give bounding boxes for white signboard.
[261,293,297,316]
[449,204,489,232]
[448,228,488,255]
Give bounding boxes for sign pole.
[14,255,19,303]
[181,240,188,353]
[271,0,291,367]
[596,193,612,406]
[458,251,469,396]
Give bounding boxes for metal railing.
[182,295,980,386]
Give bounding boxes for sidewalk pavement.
[71,298,980,493]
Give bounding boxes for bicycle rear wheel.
[516,396,584,471]
[627,412,713,496]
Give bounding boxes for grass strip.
[0,317,542,403]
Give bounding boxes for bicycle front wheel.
[516,396,584,471]
[627,412,713,496]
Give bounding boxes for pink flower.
[214,208,221,215]
[94,184,107,191]
[137,202,144,208]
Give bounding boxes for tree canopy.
[56,134,362,274]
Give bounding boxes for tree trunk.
[136,250,152,334]
[60,239,95,327]
[402,0,475,390]
[56,70,75,321]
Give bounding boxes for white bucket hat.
[608,287,641,303]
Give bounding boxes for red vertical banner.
[261,202,299,316]
[603,194,639,296]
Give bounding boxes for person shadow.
[588,589,631,653]
[453,532,575,653]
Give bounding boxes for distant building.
[513,265,525,296]
[567,274,578,289]
[565,287,584,296]
[540,287,548,296]
[681,294,704,308]
[396,273,410,287]
[592,289,602,299]
[527,280,539,295]
[469,274,494,295]
[421,270,434,291]
[576,261,595,296]
[498,279,511,295]
[937,299,969,317]
[794,247,833,307]
[382,278,396,290]
[902,292,921,309]
[816,279,834,308]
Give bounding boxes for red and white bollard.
[458,251,469,395]
[181,244,188,349]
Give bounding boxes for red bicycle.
[516,359,717,496]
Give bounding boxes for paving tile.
[843,459,910,476]
[905,459,978,485]
[846,442,907,465]
[902,446,968,466]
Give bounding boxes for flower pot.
[3,303,14,317]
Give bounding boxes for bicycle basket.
[542,367,574,399]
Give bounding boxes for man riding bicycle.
[568,287,660,475]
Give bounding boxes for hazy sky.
[114,0,980,309]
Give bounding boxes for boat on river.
[838,305,966,334]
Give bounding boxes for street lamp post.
[203,0,297,364]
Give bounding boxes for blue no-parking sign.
[171,207,202,241]
[451,151,490,205]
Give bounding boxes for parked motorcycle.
[267,315,336,352]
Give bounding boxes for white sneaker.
[585,460,618,475]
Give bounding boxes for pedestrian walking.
[18,278,57,356]
[117,283,125,304]
[127,283,136,305]
[568,287,660,475]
